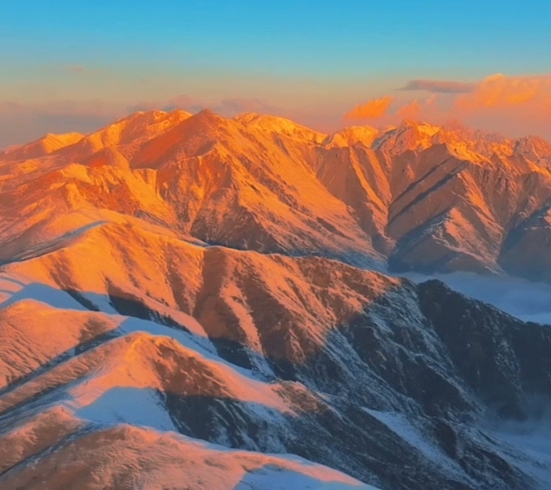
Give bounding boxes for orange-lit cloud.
[454,73,551,111]
[396,99,422,119]
[449,74,551,140]
[3,73,551,149]
[393,94,444,121]
[344,96,393,120]
[375,74,551,140]
[400,79,477,94]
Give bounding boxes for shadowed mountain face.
[2,111,551,489]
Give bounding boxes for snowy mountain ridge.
[3,111,551,489]
[3,109,551,279]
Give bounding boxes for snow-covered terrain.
[3,109,551,278]
[3,110,551,489]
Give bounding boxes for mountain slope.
[3,111,551,489]
[2,220,551,488]
[3,110,551,279]
[1,421,378,490]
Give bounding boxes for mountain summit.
[3,111,551,489]
[3,110,551,280]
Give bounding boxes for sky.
[1,0,551,147]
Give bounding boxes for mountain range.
[2,110,551,489]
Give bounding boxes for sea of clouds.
[403,272,551,325]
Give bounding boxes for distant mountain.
[3,109,551,279]
[3,111,551,489]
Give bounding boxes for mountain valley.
[2,110,551,489]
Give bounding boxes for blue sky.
[1,1,550,145]
[3,1,550,76]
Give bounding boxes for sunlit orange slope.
[3,110,551,489]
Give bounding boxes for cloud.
[65,65,108,76]
[216,98,279,115]
[0,95,282,149]
[127,95,278,117]
[404,271,551,325]
[126,95,198,114]
[448,74,551,138]
[393,94,448,122]
[0,101,24,113]
[393,74,551,131]
[126,100,164,113]
[69,65,86,74]
[0,100,122,149]
[344,96,393,120]
[454,73,551,111]
[165,94,196,110]
[399,79,477,94]
[396,99,422,119]
[346,74,551,140]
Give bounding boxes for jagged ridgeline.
[2,110,551,489]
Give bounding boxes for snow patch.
[362,408,467,480]
[0,276,88,312]
[74,387,178,432]
[235,465,380,489]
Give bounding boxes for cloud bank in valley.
[404,271,551,325]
